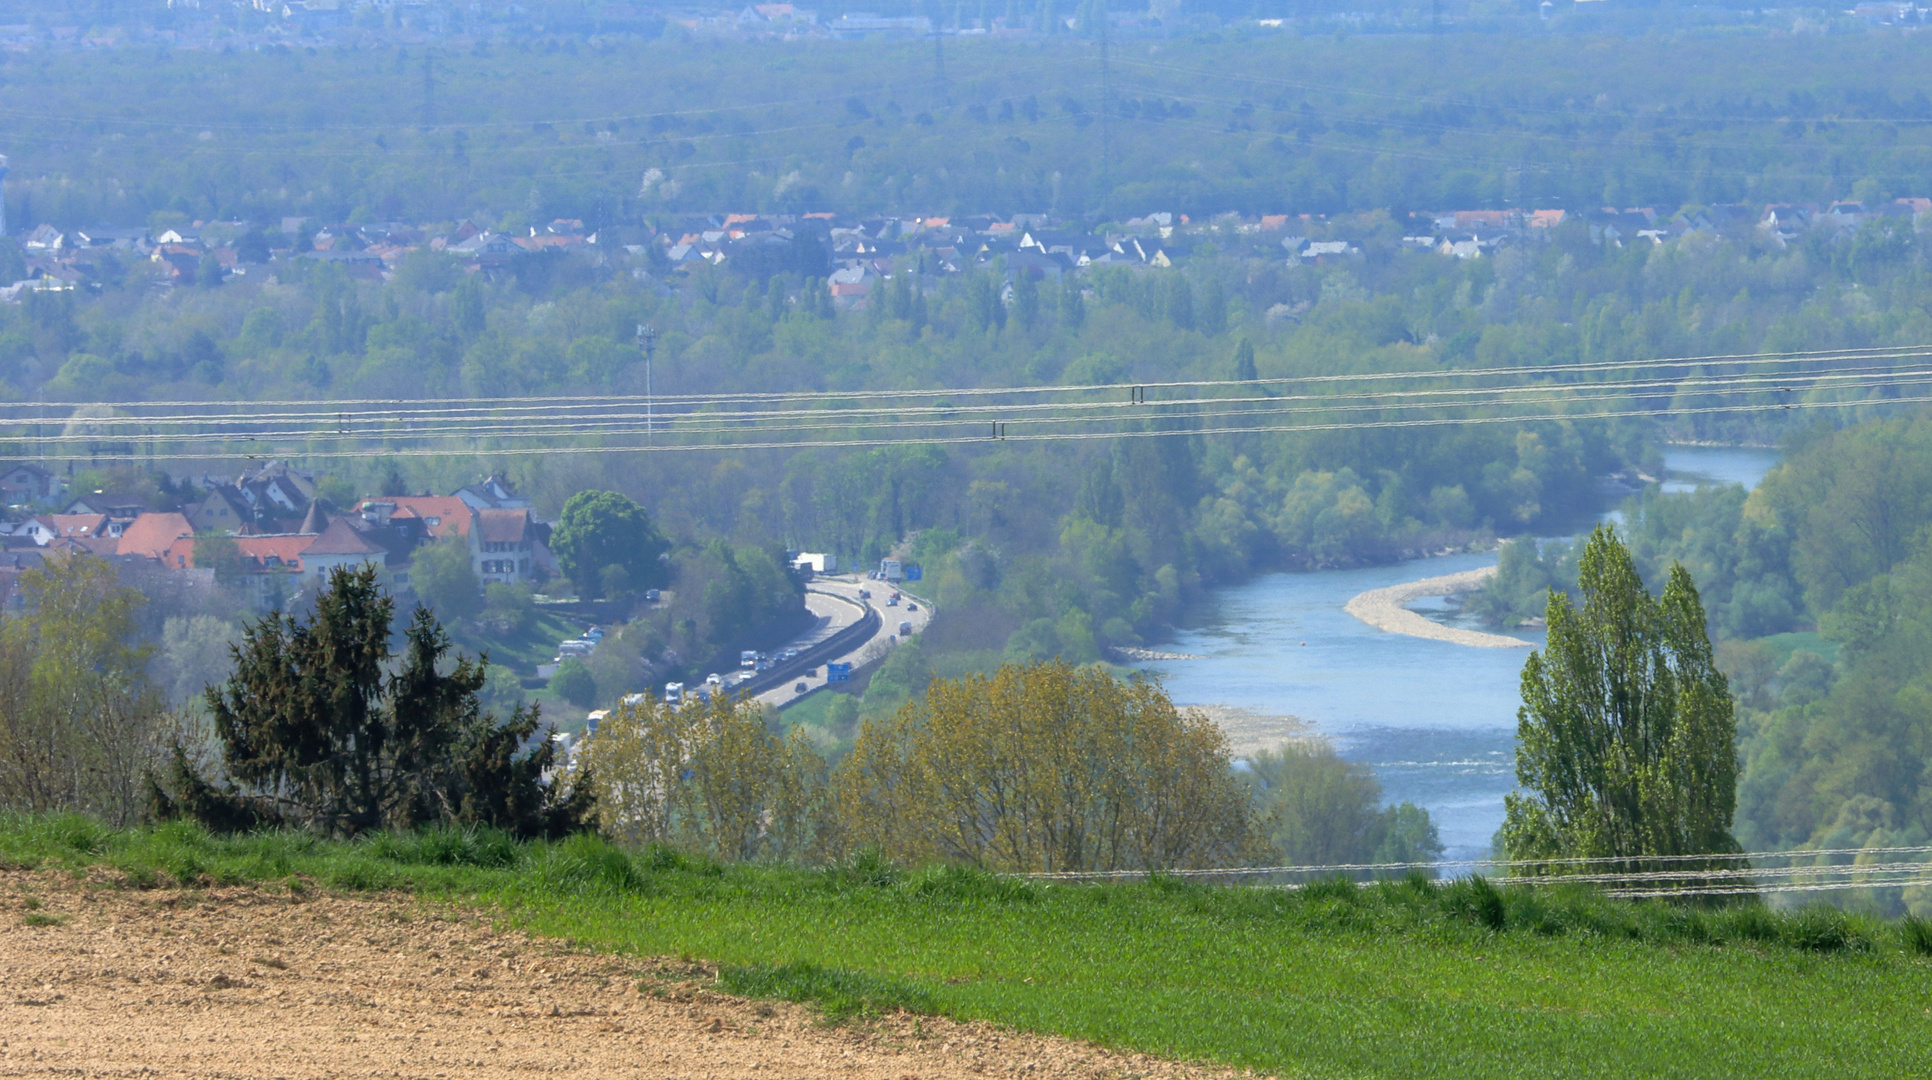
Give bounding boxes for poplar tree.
[1502,525,1739,870]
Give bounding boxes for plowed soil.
[0,870,1250,1080]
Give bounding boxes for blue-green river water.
[1136,446,1779,861]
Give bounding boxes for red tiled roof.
[233,535,313,571]
[116,512,194,559]
[303,517,384,557]
[47,513,108,537]
[355,497,474,539]
[475,508,533,544]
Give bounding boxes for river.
[1136,445,1780,862]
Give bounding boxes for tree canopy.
[550,490,670,600]
[1503,526,1739,870]
[155,564,589,838]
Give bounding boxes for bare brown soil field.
[0,870,1249,1080]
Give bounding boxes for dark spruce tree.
[152,565,590,838]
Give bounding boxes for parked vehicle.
[858,588,871,599]
[795,681,809,694]
[898,620,912,637]
[907,602,918,611]
[887,596,899,607]
[705,673,723,689]
[645,589,661,603]
[664,682,684,705]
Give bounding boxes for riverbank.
[1343,565,1530,649]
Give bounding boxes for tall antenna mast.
[421,52,436,128]
[0,155,9,238]
[638,324,657,435]
[931,2,950,104]
[1098,0,1112,178]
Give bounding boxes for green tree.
[836,660,1256,872]
[1230,338,1257,382]
[193,532,246,585]
[1247,741,1443,871]
[196,252,224,288]
[0,554,167,827]
[412,535,481,621]
[549,657,597,708]
[157,565,587,837]
[551,490,670,600]
[1503,525,1739,871]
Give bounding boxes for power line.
[1024,843,1932,898]
[21,358,1919,432]
[13,344,1928,416]
[30,365,1926,450]
[19,385,1932,463]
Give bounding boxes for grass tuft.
[717,960,937,1021]
[1902,914,1932,956]
[821,847,903,889]
[1442,875,1508,931]
[908,863,1040,905]
[530,832,648,896]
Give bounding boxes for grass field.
[5,815,1928,1080]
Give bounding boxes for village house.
[0,463,61,505]
[474,507,544,586]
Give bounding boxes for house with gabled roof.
[0,463,60,505]
[116,512,194,560]
[474,508,548,586]
[353,495,475,541]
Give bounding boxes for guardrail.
[730,590,881,702]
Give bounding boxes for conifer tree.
[154,565,589,837]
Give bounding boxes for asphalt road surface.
[754,575,933,710]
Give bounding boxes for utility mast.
[638,324,657,435]
[421,53,436,128]
[930,1,950,104]
[0,154,8,238]
[1098,0,1112,178]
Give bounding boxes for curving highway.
[754,575,934,710]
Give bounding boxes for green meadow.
[5,815,1928,1080]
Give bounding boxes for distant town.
[8,197,1928,307]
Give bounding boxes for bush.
[835,659,1256,872]
[549,658,597,707]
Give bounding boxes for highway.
[753,574,934,710]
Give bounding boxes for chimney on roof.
[298,500,326,536]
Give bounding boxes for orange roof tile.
[356,496,474,539]
[116,512,194,559]
[234,535,312,571]
[47,513,108,537]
